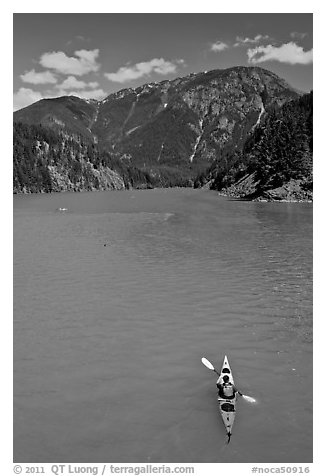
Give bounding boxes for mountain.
[14,66,302,194]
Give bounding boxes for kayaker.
[217,375,243,399]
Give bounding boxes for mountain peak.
[14,65,300,184]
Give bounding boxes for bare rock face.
[47,162,125,193]
[217,176,312,202]
[259,180,313,202]
[218,173,259,198]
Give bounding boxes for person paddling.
[216,374,243,400]
[201,357,256,403]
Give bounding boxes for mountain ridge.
[14,65,310,197]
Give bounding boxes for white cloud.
[290,32,308,40]
[105,58,183,83]
[66,36,91,46]
[40,49,100,76]
[88,82,99,89]
[210,41,228,52]
[55,88,106,100]
[13,87,43,111]
[58,76,87,90]
[234,34,270,47]
[57,76,99,90]
[247,42,313,65]
[75,89,106,100]
[75,35,91,42]
[13,83,106,111]
[20,69,57,85]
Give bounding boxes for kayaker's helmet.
[222,375,230,383]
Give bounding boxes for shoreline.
[13,185,313,203]
[216,191,313,203]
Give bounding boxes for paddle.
[201,357,220,375]
[201,357,257,403]
[242,394,256,403]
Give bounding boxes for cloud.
[66,36,91,46]
[55,88,107,100]
[40,49,100,76]
[75,35,91,42]
[105,58,184,83]
[20,69,57,85]
[50,83,108,99]
[290,32,308,40]
[247,42,313,65]
[234,34,270,47]
[210,41,228,52]
[88,82,100,89]
[57,75,99,90]
[13,83,106,111]
[13,87,43,111]
[73,89,106,100]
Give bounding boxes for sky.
[13,12,313,111]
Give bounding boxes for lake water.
[13,188,313,463]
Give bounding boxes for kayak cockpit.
[220,402,235,412]
[222,367,230,373]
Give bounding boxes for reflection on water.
[14,189,312,463]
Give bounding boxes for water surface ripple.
[13,189,312,463]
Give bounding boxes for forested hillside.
[13,122,155,193]
[195,92,313,201]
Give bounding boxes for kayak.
[216,355,237,443]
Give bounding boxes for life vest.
[222,383,234,397]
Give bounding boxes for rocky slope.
[14,66,301,193]
[215,175,312,202]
